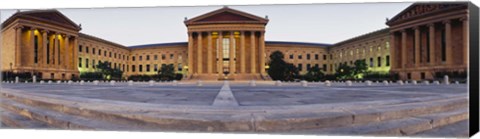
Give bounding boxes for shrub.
[80,72,103,81]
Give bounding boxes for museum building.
[0,3,470,80]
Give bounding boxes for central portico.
[184,6,269,80]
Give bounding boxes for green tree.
[335,63,354,80]
[304,66,324,82]
[96,61,123,80]
[267,51,288,80]
[285,63,299,81]
[353,59,368,79]
[158,64,175,81]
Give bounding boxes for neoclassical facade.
[0,3,472,81]
[387,3,469,80]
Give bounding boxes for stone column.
[414,26,420,67]
[197,32,203,74]
[42,30,48,67]
[389,32,396,69]
[73,37,78,71]
[30,28,35,66]
[187,32,193,75]
[240,31,246,74]
[250,31,256,73]
[401,29,407,69]
[15,26,23,68]
[207,32,213,74]
[217,31,223,76]
[460,17,469,65]
[259,31,265,74]
[428,23,435,65]
[64,35,70,69]
[229,31,235,74]
[54,33,59,68]
[444,20,452,65]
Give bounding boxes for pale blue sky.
[1,3,412,46]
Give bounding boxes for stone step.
[0,98,148,131]
[1,108,51,129]
[0,91,468,132]
[286,108,468,136]
[413,119,469,138]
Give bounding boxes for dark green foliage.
[353,60,368,78]
[304,66,324,82]
[80,72,103,81]
[95,61,123,80]
[158,64,176,81]
[1,71,37,81]
[267,51,299,81]
[335,63,354,80]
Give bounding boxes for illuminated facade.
[0,3,470,80]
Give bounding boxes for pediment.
[2,10,81,31]
[185,6,268,25]
[386,3,467,25]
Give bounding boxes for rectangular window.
[132,56,136,61]
[79,45,83,52]
[139,65,143,72]
[298,55,302,59]
[323,55,327,60]
[298,64,303,71]
[178,63,183,71]
[132,65,136,72]
[86,58,89,68]
[92,60,95,69]
[146,55,150,60]
[154,55,158,60]
[307,54,311,60]
[289,54,294,59]
[78,58,82,67]
[139,56,143,61]
[386,55,390,66]
[86,47,89,53]
[122,64,125,71]
[114,53,117,59]
[104,51,106,56]
[315,54,319,60]
[377,56,382,67]
[92,48,95,54]
[127,64,129,72]
[306,64,311,70]
[323,64,327,71]
[154,64,158,72]
[170,54,174,59]
[98,49,101,55]
[109,52,112,57]
[146,64,150,72]
[162,54,166,60]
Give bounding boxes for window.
[289,54,294,59]
[139,65,143,72]
[298,64,303,71]
[139,56,143,61]
[307,54,311,60]
[154,55,158,60]
[377,56,382,67]
[162,54,166,60]
[109,52,112,57]
[79,45,83,52]
[127,64,129,72]
[86,58,89,68]
[178,63,183,71]
[78,58,82,67]
[98,49,101,55]
[92,60,95,69]
[298,55,302,59]
[369,58,374,67]
[306,64,311,70]
[34,36,38,63]
[170,54,174,59]
[104,51,106,56]
[315,54,319,60]
[146,55,150,60]
[330,64,333,72]
[92,48,95,54]
[146,64,150,72]
[329,54,332,59]
[386,55,390,66]
[86,47,89,53]
[122,64,125,71]
[114,53,117,59]
[323,64,327,71]
[154,64,158,72]
[323,55,327,60]
[132,56,136,61]
[132,65,136,72]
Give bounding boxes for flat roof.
[128,41,333,49]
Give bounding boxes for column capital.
[14,25,24,30]
[459,16,468,22]
[442,19,451,24]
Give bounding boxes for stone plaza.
[0,79,469,137]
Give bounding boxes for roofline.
[1,9,81,31]
[265,41,333,47]
[78,33,128,50]
[333,28,390,47]
[184,6,269,26]
[386,2,469,25]
[129,42,188,49]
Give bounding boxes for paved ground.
[0,81,467,106]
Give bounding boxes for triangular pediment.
[386,3,467,25]
[185,6,268,25]
[2,10,81,31]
